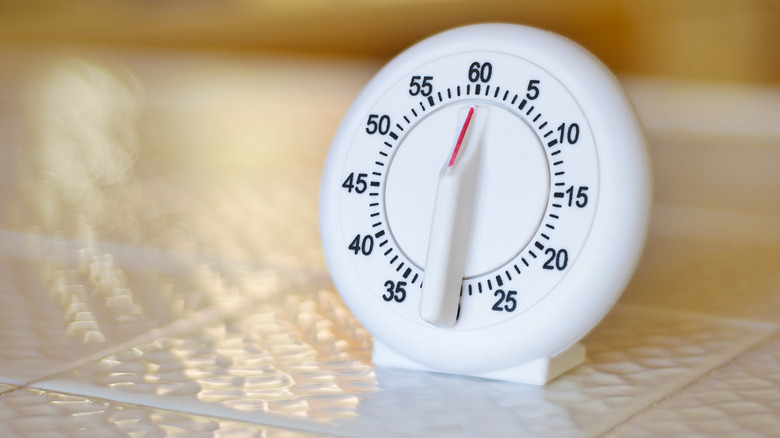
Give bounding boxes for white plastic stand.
[372,340,585,385]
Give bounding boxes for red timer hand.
[419,106,485,327]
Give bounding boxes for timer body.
[319,24,651,384]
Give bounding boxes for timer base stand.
[372,341,585,385]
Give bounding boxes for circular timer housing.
[320,24,651,384]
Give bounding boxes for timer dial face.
[340,52,598,329]
[320,24,651,374]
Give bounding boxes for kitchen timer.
[320,24,651,384]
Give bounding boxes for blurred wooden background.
[1,0,778,84]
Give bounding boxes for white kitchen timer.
[319,23,651,384]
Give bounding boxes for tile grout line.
[15,384,358,438]
[31,378,371,438]
[579,305,780,437]
[31,303,776,438]
[1,227,332,386]
[15,284,370,437]
[0,385,20,396]
[599,324,780,437]
[18,296,254,389]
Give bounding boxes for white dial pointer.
[419,106,486,327]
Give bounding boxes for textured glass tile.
[608,332,780,437]
[0,50,355,383]
[38,303,773,437]
[0,231,272,383]
[2,46,780,438]
[1,50,367,273]
[0,387,336,437]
